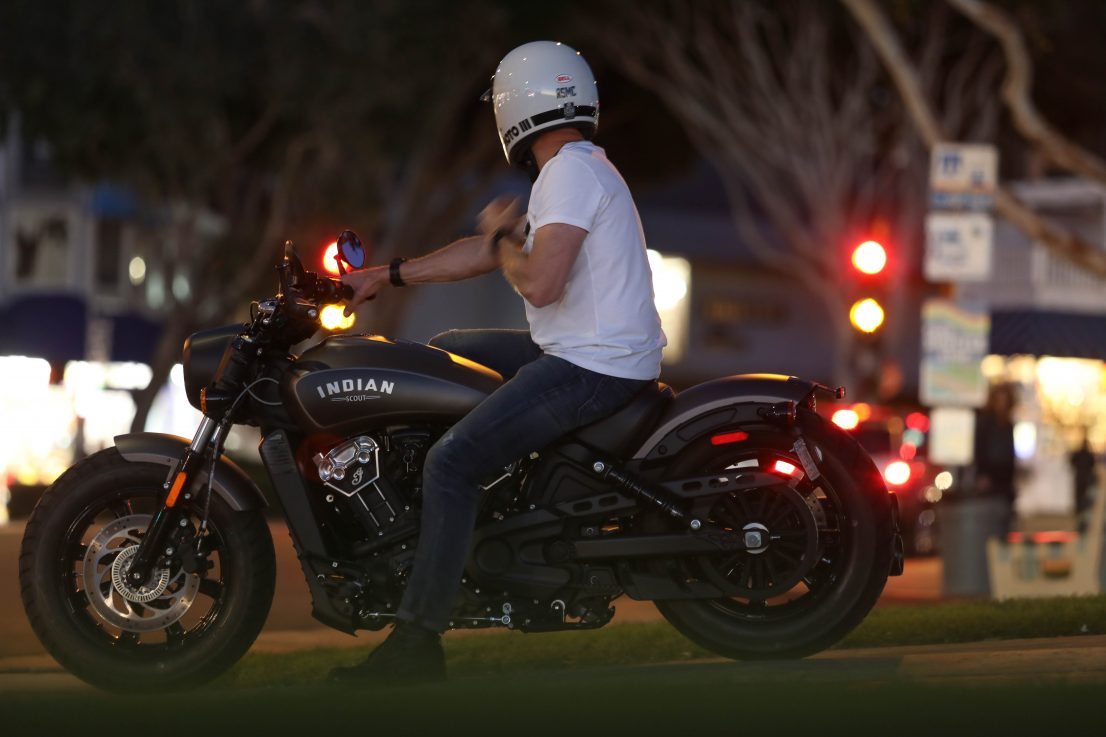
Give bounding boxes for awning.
[0,296,163,364]
[990,310,1106,360]
[0,294,86,363]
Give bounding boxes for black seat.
[572,381,675,457]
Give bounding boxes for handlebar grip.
[338,283,355,301]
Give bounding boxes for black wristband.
[389,257,407,287]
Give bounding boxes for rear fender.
[632,374,822,461]
[114,432,268,512]
[631,377,898,574]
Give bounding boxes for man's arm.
[498,223,587,308]
[341,235,498,313]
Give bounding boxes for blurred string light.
[934,471,953,490]
[0,356,73,487]
[128,256,147,285]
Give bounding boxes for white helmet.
[484,41,600,167]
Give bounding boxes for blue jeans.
[396,329,651,632]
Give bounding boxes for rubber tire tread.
[19,447,276,691]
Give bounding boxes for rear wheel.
[650,419,892,659]
[19,448,275,691]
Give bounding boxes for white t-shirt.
[521,141,666,380]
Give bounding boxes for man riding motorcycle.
[333,40,666,683]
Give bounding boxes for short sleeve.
[530,155,606,233]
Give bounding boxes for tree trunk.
[129,319,194,433]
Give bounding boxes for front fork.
[125,416,224,587]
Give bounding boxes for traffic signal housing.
[848,238,887,335]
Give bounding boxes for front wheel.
[649,415,893,660]
[19,447,276,691]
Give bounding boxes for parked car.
[831,406,943,556]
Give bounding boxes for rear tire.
[652,413,892,660]
[19,447,275,691]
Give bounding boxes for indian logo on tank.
[315,375,397,402]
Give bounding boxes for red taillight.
[774,460,798,476]
[711,431,749,446]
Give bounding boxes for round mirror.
[336,230,366,270]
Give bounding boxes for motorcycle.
[20,233,903,691]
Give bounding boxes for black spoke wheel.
[646,415,893,660]
[696,477,822,601]
[20,447,275,691]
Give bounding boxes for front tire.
[651,413,893,660]
[19,447,276,691]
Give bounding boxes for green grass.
[5,597,1106,734]
[217,594,1106,689]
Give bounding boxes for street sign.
[928,406,976,466]
[924,212,994,282]
[929,142,998,211]
[920,299,990,407]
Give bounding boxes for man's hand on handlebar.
[341,266,389,317]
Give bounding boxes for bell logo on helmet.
[555,73,572,83]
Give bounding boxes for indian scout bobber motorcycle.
[20,233,904,691]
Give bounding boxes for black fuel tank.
[283,335,503,434]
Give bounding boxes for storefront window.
[979,354,1106,516]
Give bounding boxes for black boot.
[328,620,446,685]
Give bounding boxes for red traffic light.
[851,240,887,275]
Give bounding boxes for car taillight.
[831,409,859,430]
[883,460,911,487]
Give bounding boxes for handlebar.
[314,276,355,304]
[278,242,354,304]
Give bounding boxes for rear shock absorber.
[590,461,687,521]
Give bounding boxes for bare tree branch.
[946,0,1106,185]
[605,0,908,384]
[841,0,1106,280]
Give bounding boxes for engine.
[311,430,431,555]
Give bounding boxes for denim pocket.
[575,375,647,427]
